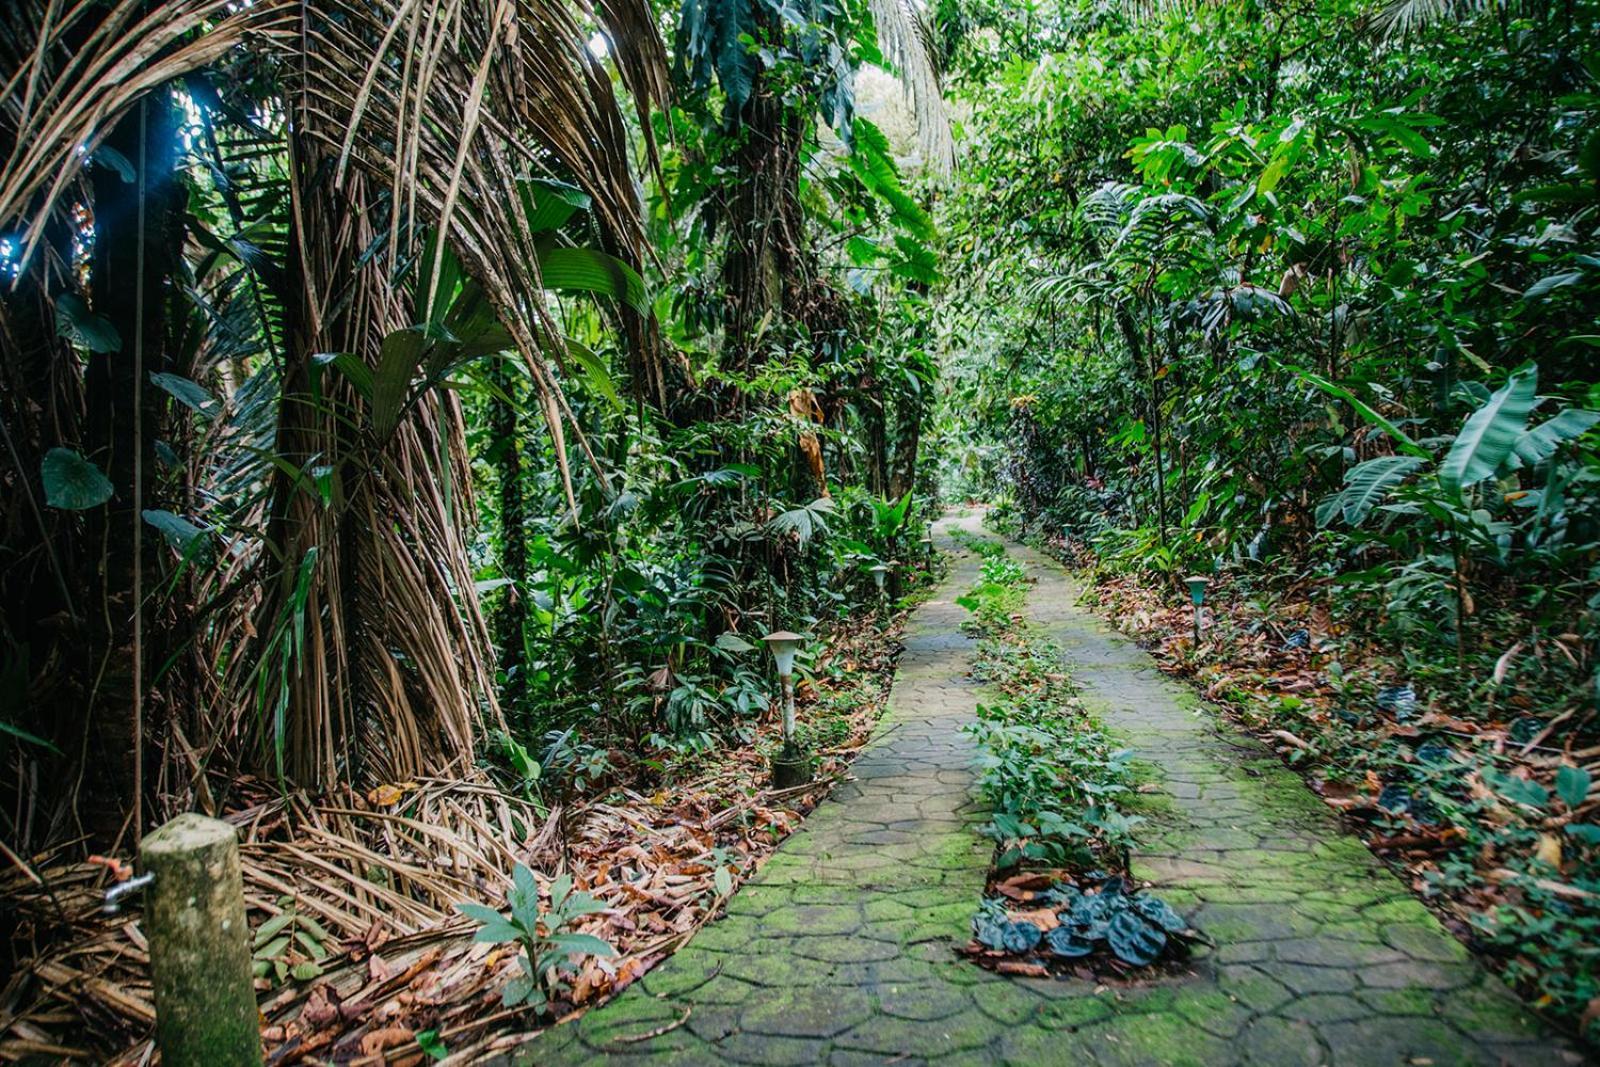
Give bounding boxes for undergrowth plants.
[458,865,615,1015]
[968,635,1141,870]
[954,538,1193,973]
[952,531,1029,636]
[956,537,1140,868]
[1064,548,1600,1036]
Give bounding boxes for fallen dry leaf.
[359,1024,413,1057]
[994,959,1050,977]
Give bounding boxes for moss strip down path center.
[516,513,1576,1066]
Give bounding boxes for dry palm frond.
[230,0,670,790]
[0,0,293,273]
[868,0,955,176]
[287,0,666,487]
[3,610,902,1063]
[594,0,674,151]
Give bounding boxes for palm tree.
[0,0,670,841]
[674,0,953,370]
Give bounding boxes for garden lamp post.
[920,533,934,566]
[762,630,811,789]
[870,563,890,618]
[1184,575,1211,647]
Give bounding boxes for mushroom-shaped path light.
[761,630,811,788]
[1184,575,1211,646]
[762,630,803,691]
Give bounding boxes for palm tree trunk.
[490,357,528,725]
[720,21,808,371]
[84,87,184,838]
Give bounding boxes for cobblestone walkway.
[518,515,1576,1066]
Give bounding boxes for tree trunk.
[84,87,184,838]
[720,17,808,371]
[490,357,528,725]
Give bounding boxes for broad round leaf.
[1130,893,1189,934]
[1107,910,1166,966]
[149,372,219,417]
[41,448,113,509]
[1000,920,1042,953]
[54,293,121,353]
[143,509,207,551]
[1044,926,1094,958]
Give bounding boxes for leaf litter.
[0,611,911,1064]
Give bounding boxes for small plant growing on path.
[968,874,1198,974]
[953,542,1171,980]
[963,623,1141,869]
[458,864,615,1012]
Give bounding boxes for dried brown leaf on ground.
[1,603,913,1064]
[1055,536,1591,996]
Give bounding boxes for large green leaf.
[518,177,590,235]
[54,292,121,353]
[1506,408,1600,470]
[1107,909,1166,966]
[543,932,616,958]
[1523,272,1583,300]
[142,509,208,552]
[1556,766,1592,810]
[767,497,835,546]
[0,719,61,752]
[537,247,647,312]
[311,351,374,403]
[41,448,114,509]
[1318,455,1424,527]
[1484,767,1549,811]
[564,338,621,409]
[370,326,434,438]
[851,120,935,240]
[889,234,940,285]
[423,280,513,385]
[149,372,220,417]
[1287,365,1430,460]
[676,0,759,109]
[1439,364,1538,495]
[414,230,463,325]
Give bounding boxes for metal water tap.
[102,871,155,914]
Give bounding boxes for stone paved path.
[518,514,1576,1066]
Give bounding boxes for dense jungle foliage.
[933,0,1600,1035]
[3,0,1600,1051]
[940,0,1600,682]
[1,0,945,841]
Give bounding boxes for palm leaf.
[0,0,293,270]
[1287,365,1432,460]
[1507,408,1600,471]
[1439,363,1538,496]
[1316,455,1424,528]
[867,0,955,175]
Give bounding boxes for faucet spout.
[102,871,155,914]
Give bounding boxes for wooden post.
[140,813,262,1067]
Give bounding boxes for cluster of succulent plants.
[970,875,1196,971]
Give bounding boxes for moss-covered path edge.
[515,515,1577,1066]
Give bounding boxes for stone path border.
[515,514,1575,1065]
